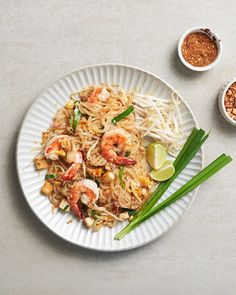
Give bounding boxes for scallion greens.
[112,106,134,124]
[115,128,232,240]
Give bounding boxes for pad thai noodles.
[34,83,183,230]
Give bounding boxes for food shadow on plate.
[8,126,159,259]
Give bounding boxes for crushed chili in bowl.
[224,82,236,121]
[181,32,218,67]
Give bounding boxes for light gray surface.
[0,1,236,294]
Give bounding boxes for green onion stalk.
[73,101,81,130]
[115,128,232,240]
[115,154,232,240]
[112,106,134,124]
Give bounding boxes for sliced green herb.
[126,209,137,216]
[112,105,134,124]
[125,151,131,157]
[89,210,100,218]
[63,205,69,211]
[73,109,81,130]
[95,179,100,187]
[45,173,57,180]
[90,209,96,216]
[73,101,81,130]
[119,166,125,189]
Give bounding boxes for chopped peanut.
[139,176,152,187]
[54,181,62,186]
[101,171,115,183]
[137,187,147,197]
[65,100,74,110]
[41,132,49,145]
[56,150,66,157]
[224,82,236,121]
[87,167,103,178]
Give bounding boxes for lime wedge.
[146,143,167,169]
[150,160,175,181]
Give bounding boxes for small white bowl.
[178,26,222,72]
[218,78,236,126]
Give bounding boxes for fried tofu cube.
[41,181,53,196]
[34,157,49,170]
[84,217,95,228]
[59,199,70,212]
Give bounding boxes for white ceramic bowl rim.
[178,26,222,72]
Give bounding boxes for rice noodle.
[35,84,183,230]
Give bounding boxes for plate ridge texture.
[16,64,202,251]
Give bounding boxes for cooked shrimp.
[45,135,69,160]
[63,163,81,181]
[87,87,110,103]
[45,135,83,180]
[68,179,99,218]
[101,127,137,166]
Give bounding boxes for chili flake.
[181,32,218,67]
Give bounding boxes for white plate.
[16,64,203,252]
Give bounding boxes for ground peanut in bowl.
[224,82,236,121]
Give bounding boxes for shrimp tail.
[67,191,82,219]
[88,87,102,103]
[63,163,81,181]
[114,156,137,166]
[71,203,83,219]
